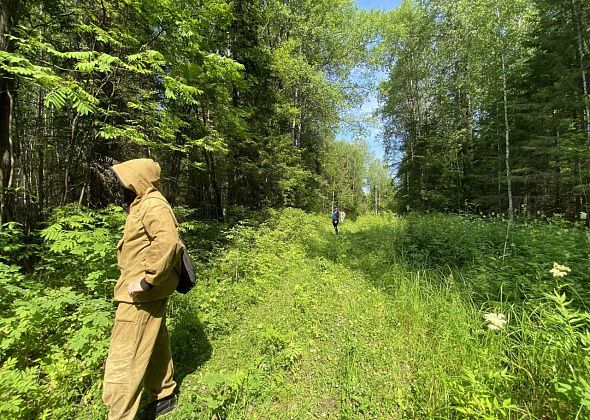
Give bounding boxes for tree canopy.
[378,0,590,219]
[0,0,382,230]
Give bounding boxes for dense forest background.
[379,0,590,219]
[0,0,394,232]
[1,0,589,231]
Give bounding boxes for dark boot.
[140,394,177,419]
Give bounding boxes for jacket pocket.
[103,304,140,384]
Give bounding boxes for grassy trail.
[167,210,485,419]
[4,208,587,418]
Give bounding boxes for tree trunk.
[200,108,224,221]
[36,89,46,222]
[374,185,378,214]
[571,0,590,146]
[332,188,335,212]
[292,87,300,147]
[204,150,224,222]
[497,7,514,221]
[501,52,513,221]
[556,128,561,214]
[0,0,20,227]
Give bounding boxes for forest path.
[166,210,474,418]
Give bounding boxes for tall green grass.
[1,208,588,418]
[165,210,590,419]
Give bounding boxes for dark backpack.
[138,196,196,293]
[176,242,196,294]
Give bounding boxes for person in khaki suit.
[103,158,184,419]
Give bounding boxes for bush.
[37,204,124,297]
[398,213,590,303]
[0,205,122,419]
[401,213,507,267]
[2,207,589,418]
[450,287,590,418]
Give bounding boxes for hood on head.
[110,158,161,198]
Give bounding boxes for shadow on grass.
[170,310,212,391]
[137,308,211,420]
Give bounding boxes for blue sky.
[336,0,402,161]
[357,0,402,10]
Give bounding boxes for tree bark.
[292,87,300,147]
[571,0,590,147]
[204,150,224,222]
[37,90,47,220]
[501,51,513,221]
[0,0,20,226]
[497,7,514,221]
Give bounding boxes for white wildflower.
[484,312,507,330]
[549,262,571,278]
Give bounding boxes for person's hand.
[128,278,148,297]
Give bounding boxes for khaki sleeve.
[141,200,183,286]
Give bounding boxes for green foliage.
[3,0,377,228]
[378,0,590,219]
[0,205,121,419]
[0,50,99,115]
[0,222,33,264]
[0,263,30,312]
[398,213,590,303]
[0,287,112,418]
[516,288,590,416]
[0,358,42,419]
[451,368,520,419]
[188,370,258,418]
[38,204,125,296]
[400,213,506,266]
[450,287,590,418]
[160,210,590,419]
[2,205,589,419]
[319,138,395,215]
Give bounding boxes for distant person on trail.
[332,206,340,234]
[103,159,184,420]
[339,210,346,224]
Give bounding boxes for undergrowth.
[0,208,588,418]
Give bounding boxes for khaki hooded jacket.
[111,159,184,303]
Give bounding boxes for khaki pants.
[103,299,176,420]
